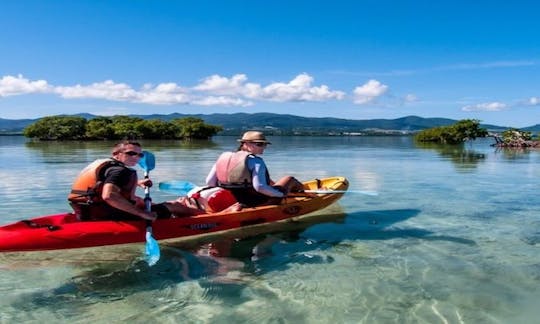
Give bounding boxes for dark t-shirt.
[99,164,171,219]
[101,165,137,195]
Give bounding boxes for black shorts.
[151,203,172,219]
[228,187,284,207]
[107,203,172,220]
[72,202,172,220]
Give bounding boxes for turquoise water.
[0,135,539,323]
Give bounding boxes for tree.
[135,119,178,139]
[171,117,223,139]
[23,116,87,140]
[415,119,488,144]
[501,128,532,142]
[491,128,539,147]
[23,115,223,140]
[85,117,116,140]
[110,116,145,139]
[452,119,488,141]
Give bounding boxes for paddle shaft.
[137,151,160,266]
[143,173,152,208]
[144,172,153,228]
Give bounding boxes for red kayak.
[0,177,348,252]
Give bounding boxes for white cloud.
[404,94,417,103]
[255,73,345,102]
[193,74,262,99]
[0,73,348,107]
[55,81,191,105]
[528,97,540,105]
[194,74,249,94]
[461,102,507,112]
[137,83,190,105]
[0,74,51,97]
[136,91,191,105]
[55,80,138,101]
[193,73,345,102]
[353,79,388,104]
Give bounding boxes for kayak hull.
[0,177,348,252]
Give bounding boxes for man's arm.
[101,183,156,221]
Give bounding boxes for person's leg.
[152,201,205,218]
[212,202,243,213]
[168,196,243,214]
[274,176,304,193]
[164,201,206,217]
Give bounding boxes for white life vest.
[215,151,253,187]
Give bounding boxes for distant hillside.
[0,112,527,135]
[121,113,511,134]
[523,124,540,133]
[0,118,37,134]
[133,113,466,134]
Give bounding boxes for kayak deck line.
[20,220,61,231]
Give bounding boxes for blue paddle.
[158,180,378,196]
[138,151,160,266]
[158,180,197,196]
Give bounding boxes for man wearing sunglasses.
[205,131,304,207]
[69,140,203,221]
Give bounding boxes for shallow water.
[0,135,539,323]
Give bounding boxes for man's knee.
[151,203,172,218]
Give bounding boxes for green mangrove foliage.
[415,119,488,144]
[494,128,540,147]
[501,128,532,142]
[23,115,223,140]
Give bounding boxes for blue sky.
[1,0,539,127]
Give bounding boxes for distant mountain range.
[1,112,538,135]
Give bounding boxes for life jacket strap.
[70,189,95,197]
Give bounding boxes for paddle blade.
[138,151,156,173]
[158,180,197,196]
[145,230,160,266]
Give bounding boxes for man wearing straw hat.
[205,131,304,207]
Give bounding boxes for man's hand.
[137,178,153,188]
[133,196,145,208]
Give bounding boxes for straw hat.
[237,131,272,144]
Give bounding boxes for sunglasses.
[253,142,267,147]
[124,151,144,157]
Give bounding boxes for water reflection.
[23,139,221,160]
[494,147,535,161]
[24,141,112,164]
[137,139,221,151]
[415,142,486,171]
